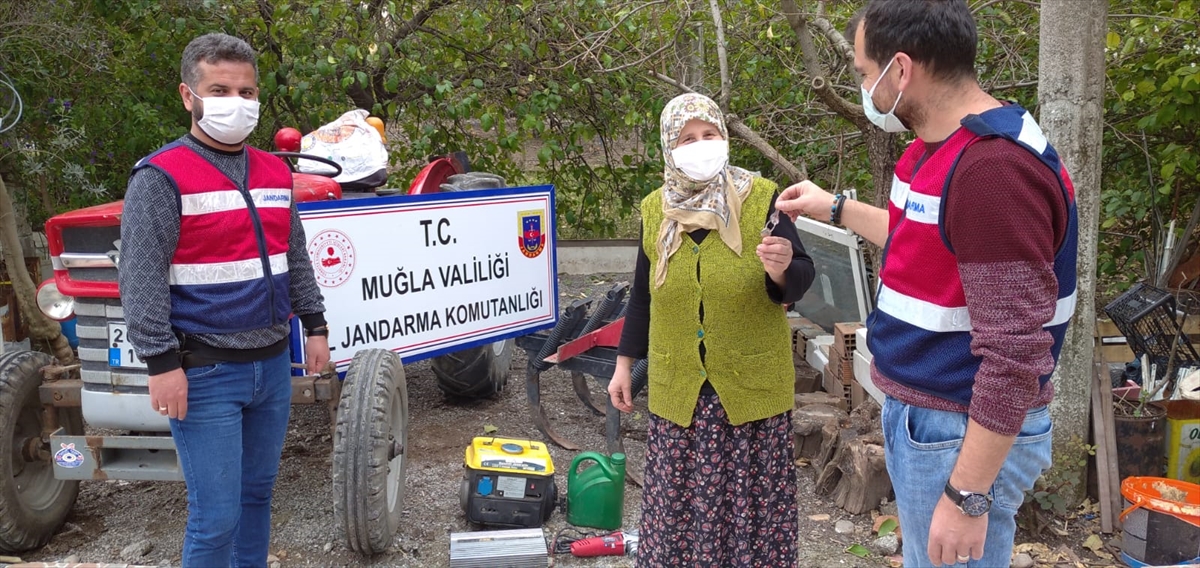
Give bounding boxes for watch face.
[961,493,991,517]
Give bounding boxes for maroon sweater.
[872,137,1069,436]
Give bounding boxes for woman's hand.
[757,235,793,286]
[776,180,836,222]
[607,363,634,413]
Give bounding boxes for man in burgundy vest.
[119,33,330,567]
[776,2,1078,567]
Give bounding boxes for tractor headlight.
[36,280,75,321]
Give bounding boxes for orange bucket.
[1120,476,1200,526]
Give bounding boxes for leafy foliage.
[0,0,1195,254]
[1099,0,1200,290]
[1019,436,1095,531]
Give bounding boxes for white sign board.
[297,186,558,370]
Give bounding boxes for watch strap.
[944,481,992,517]
[944,481,966,505]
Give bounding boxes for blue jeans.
[169,350,292,568]
[881,397,1053,568]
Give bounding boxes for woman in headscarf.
[608,93,815,566]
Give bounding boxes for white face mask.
[862,57,908,133]
[671,139,729,181]
[190,87,260,145]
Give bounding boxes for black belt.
[179,337,289,370]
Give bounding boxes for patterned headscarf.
[653,93,754,288]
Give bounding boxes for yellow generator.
[460,437,557,528]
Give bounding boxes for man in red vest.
[776,2,1078,567]
[119,33,330,567]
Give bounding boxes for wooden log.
[814,428,857,489]
[847,396,881,433]
[795,392,847,412]
[832,434,891,514]
[791,403,847,460]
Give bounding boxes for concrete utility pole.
[1038,0,1108,504]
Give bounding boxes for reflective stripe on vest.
[136,143,295,334]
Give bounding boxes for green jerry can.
[566,452,626,530]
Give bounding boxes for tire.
[333,349,409,555]
[431,171,515,399]
[432,339,515,399]
[0,350,83,553]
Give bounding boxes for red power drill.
[569,529,639,557]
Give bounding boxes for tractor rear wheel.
[432,339,515,399]
[0,350,83,553]
[333,349,408,555]
[431,171,516,399]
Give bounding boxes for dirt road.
[18,275,893,567]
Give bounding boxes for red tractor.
[3,120,555,556]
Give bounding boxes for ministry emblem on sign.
[518,209,546,259]
[308,229,356,287]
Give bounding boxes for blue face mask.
[861,56,908,133]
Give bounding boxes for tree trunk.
[0,173,75,364]
[1037,0,1107,507]
[864,129,898,278]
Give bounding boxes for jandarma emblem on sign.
[518,209,546,259]
[308,229,357,287]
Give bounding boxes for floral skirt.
[636,394,798,567]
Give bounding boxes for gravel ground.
[16,274,934,567]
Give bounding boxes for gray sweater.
[118,134,327,374]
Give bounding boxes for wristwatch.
[944,481,992,517]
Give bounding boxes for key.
[761,209,779,238]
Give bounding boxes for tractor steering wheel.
[272,152,344,179]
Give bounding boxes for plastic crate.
[1104,283,1200,378]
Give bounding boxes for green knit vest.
[641,177,794,427]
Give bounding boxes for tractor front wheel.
[0,350,83,553]
[333,349,409,555]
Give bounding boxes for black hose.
[529,299,590,373]
[579,283,629,336]
[630,357,649,399]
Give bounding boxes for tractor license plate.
[107,322,146,369]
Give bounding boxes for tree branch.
[970,0,1040,14]
[780,0,868,130]
[390,0,457,46]
[651,70,691,92]
[810,4,855,67]
[650,71,807,184]
[989,79,1039,91]
[727,114,806,183]
[344,0,458,116]
[707,0,731,108]
[0,173,75,363]
[345,79,377,114]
